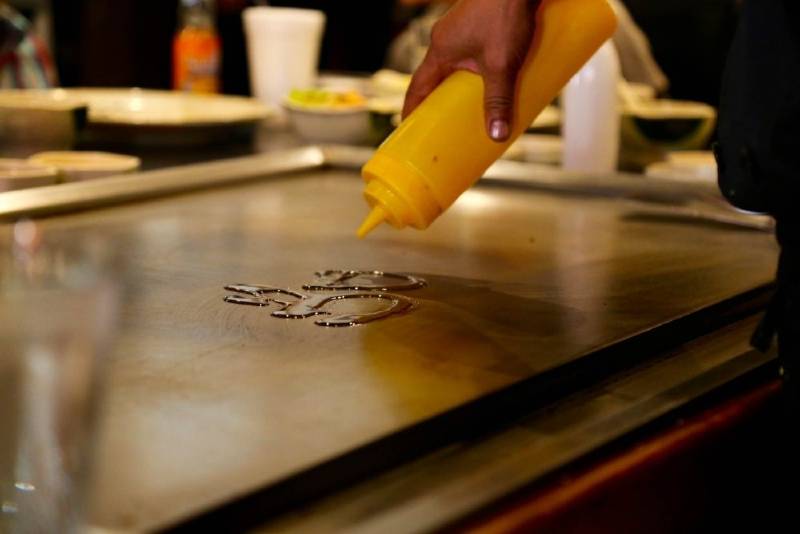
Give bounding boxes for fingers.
[402,51,448,119]
[482,64,519,142]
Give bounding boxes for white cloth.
[608,0,669,93]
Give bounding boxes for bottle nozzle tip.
[357,206,386,239]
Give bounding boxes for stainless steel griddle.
[0,147,778,532]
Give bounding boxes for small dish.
[0,88,272,146]
[29,151,141,182]
[285,89,372,144]
[0,159,60,192]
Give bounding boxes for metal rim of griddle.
[0,145,773,232]
[252,320,777,534]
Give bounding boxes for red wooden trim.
[463,380,783,534]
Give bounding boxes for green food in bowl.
[287,89,367,110]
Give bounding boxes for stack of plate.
[0,88,273,146]
[28,151,141,182]
[0,159,59,192]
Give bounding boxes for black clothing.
[717,0,800,414]
[717,0,800,220]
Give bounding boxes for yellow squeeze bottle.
[357,0,617,238]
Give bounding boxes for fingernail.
[490,119,509,141]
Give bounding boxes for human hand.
[401,0,541,142]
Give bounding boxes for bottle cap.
[358,152,442,238]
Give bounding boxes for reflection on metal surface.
[0,147,326,220]
[224,275,421,327]
[28,157,774,531]
[455,190,504,214]
[302,270,427,292]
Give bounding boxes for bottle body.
[562,40,621,174]
[173,0,221,94]
[358,0,618,237]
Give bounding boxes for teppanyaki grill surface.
[1,161,776,532]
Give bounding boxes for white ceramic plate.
[41,88,271,126]
[0,88,273,145]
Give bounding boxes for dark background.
[45,0,741,106]
[622,0,741,106]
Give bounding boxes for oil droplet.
[13,482,35,492]
[302,270,427,292]
[223,284,304,309]
[2,501,18,514]
[286,292,415,327]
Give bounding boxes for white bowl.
[284,102,371,145]
[1,88,272,146]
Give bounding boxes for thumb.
[482,67,519,142]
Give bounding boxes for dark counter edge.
[157,282,775,533]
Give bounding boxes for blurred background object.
[0,1,57,88]
[607,0,668,94]
[0,89,86,153]
[563,41,621,174]
[387,0,670,98]
[0,222,121,534]
[0,157,58,190]
[619,91,717,170]
[173,0,221,94]
[645,150,719,193]
[48,0,398,93]
[41,0,739,108]
[0,86,271,151]
[385,1,448,74]
[28,150,141,181]
[243,5,325,116]
[621,0,740,107]
[0,0,742,165]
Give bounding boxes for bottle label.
[173,28,221,94]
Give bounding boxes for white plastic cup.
[562,40,621,174]
[243,7,326,116]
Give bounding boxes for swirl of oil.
[301,270,427,292]
[223,284,416,327]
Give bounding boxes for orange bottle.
[173,0,221,94]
